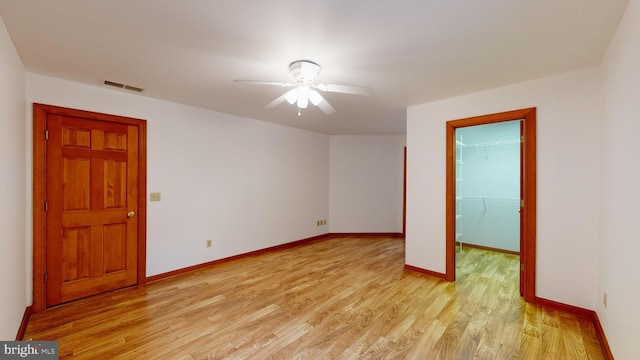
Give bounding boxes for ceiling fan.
[234,60,372,115]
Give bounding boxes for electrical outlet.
[603,292,607,308]
[206,239,212,248]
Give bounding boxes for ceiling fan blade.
[234,80,294,87]
[265,93,288,109]
[315,83,373,96]
[309,91,335,114]
[317,98,336,115]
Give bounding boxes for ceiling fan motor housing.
[289,60,321,83]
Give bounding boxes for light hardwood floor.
[24,236,605,359]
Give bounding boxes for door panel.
[104,160,127,208]
[103,223,128,273]
[63,158,91,210]
[46,114,139,306]
[61,227,91,282]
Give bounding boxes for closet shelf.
[459,197,519,202]
[463,139,520,148]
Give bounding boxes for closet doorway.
[445,108,536,303]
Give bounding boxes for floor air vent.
[103,80,144,92]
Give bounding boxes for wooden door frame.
[403,146,407,237]
[445,108,536,303]
[32,103,148,312]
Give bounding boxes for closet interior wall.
[455,121,521,253]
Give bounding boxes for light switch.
[150,192,161,201]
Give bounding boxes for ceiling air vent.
[103,80,144,92]
[123,84,144,92]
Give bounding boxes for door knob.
[127,211,136,218]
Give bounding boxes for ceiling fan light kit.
[234,60,372,116]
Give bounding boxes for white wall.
[329,135,406,233]
[407,66,603,309]
[599,0,640,358]
[0,16,26,339]
[457,122,520,252]
[25,74,330,287]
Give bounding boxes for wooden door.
[33,104,147,310]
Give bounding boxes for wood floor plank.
[24,236,606,359]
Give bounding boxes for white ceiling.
[0,0,629,135]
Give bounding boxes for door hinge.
[45,129,49,140]
[520,135,524,143]
[520,199,524,208]
[44,201,48,212]
[44,272,48,284]
[520,264,525,271]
